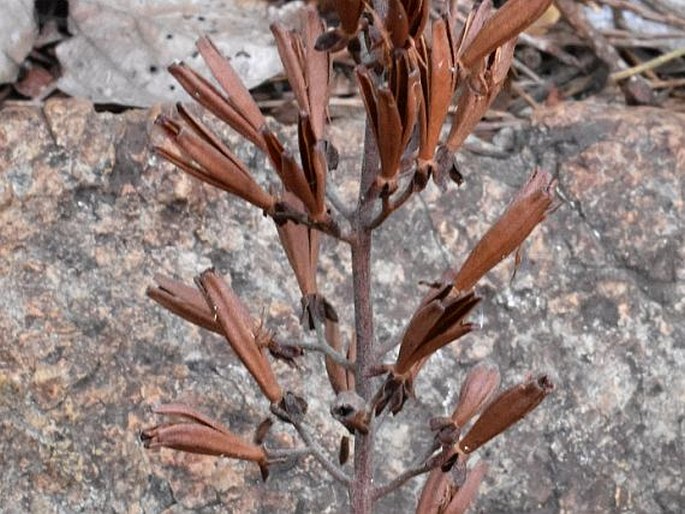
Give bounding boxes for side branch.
[270,404,352,485]
[272,202,352,243]
[296,319,355,369]
[369,179,415,229]
[372,457,436,500]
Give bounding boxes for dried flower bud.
[452,361,501,427]
[459,0,553,71]
[141,404,268,478]
[196,269,283,404]
[459,374,554,454]
[147,274,219,333]
[339,435,351,465]
[450,169,556,292]
[277,391,309,423]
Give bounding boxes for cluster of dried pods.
[141,1,557,512]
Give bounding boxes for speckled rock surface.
[0,98,682,513]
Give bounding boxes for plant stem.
[350,230,375,514]
[349,120,379,514]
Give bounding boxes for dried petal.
[417,17,458,162]
[446,38,516,153]
[452,361,501,427]
[196,36,267,142]
[403,0,429,38]
[272,7,330,140]
[167,63,260,149]
[154,114,275,211]
[459,374,554,454]
[386,0,410,50]
[276,191,320,299]
[442,460,489,514]
[415,464,452,514]
[395,289,480,375]
[333,0,364,36]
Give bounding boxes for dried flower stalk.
[143,2,563,513]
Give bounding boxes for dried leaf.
[56,0,292,106]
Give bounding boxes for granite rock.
[0,98,682,513]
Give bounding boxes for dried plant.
[142,1,558,512]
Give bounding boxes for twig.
[597,0,685,30]
[297,321,355,370]
[510,82,540,110]
[517,33,584,68]
[272,203,352,243]
[512,57,544,84]
[649,77,685,89]
[372,460,434,500]
[270,404,352,485]
[369,179,415,229]
[266,446,312,462]
[374,335,401,362]
[610,47,685,82]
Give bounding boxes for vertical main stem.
[350,230,374,514]
[349,120,379,514]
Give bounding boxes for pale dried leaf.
[56,0,303,106]
[0,0,38,84]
